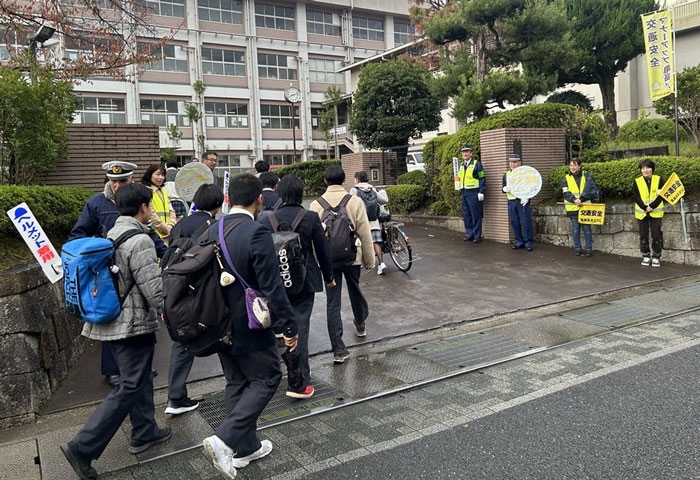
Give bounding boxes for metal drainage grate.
[197,378,345,431]
[409,330,534,369]
[559,302,659,328]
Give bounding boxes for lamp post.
[28,25,56,60]
[284,85,301,163]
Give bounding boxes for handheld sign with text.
[175,162,215,202]
[6,203,63,283]
[222,170,230,215]
[508,166,542,199]
[658,172,684,205]
[578,203,606,225]
[453,157,460,190]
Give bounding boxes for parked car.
[406,151,425,172]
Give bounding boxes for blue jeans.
[569,217,592,252]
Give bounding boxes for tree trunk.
[599,74,618,139]
[475,32,487,84]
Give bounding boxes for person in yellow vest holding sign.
[457,145,486,243]
[561,157,599,257]
[633,159,664,267]
[502,154,533,251]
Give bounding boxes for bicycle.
[379,214,413,272]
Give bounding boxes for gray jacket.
[81,216,163,341]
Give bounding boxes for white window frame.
[258,53,297,80]
[140,98,189,127]
[74,97,126,124]
[352,16,384,41]
[394,21,415,45]
[255,2,295,31]
[306,10,340,36]
[260,104,299,129]
[198,0,243,25]
[136,0,185,18]
[139,43,188,72]
[201,47,246,76]
[308,58,342,83]
[204,101,249,128]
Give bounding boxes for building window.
[139,43,188,72]
[308,58,342,83]
[64,36,118,63]
[204,101,249,128]
[74,97,126,124]
[260,104,299,129]
[306,10,340,36]
[198,0,243,24]
[352,16,384,41]
[310,107,326,130]
[140,99,189,127]
[201,47,246,76]
[215,154,247,176]
[0,28,22,60]
[136,0,185,17]
[257,53,297,80]
[394,21,415,45]
[255,2,294,31]
[263,153,295,166]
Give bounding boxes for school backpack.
[356,188,379,221]
[160,218,214,272]
[317,195,357,268]
[267,209,308,297]
[161,218,244,357]
[61,230,145,324]
[257,198,283,222]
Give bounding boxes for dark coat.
[259,204,334,298]
[203,213,299,354]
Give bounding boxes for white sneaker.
[231,440,273,468]
[377,263,387,275]
[641,257,651,266]
[203,436,237,479]
[651,258,661,267]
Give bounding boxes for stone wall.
[398,200,700,266]
[0,264,86,427]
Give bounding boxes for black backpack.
[162,218,244,357]
[268,209,307,297]
[160,218,214,272]
[317,195,357,268]
[257,198,283,222]
[356,188,379,221]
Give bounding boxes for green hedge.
[397,170,428,187]
[277,159,341,197]
[617,118,688,144]
[546,156,700,201]
[0,186,94,238]
[385,185,425,215]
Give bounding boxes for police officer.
[457,145,486,243]
[502,154,533,251]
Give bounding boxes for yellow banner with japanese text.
[658,172,685,205]
[641,10,674,101]
[577,203,606,225]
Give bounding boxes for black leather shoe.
[472,238,482,244]
[512,244,524,249]
[61,443,98,480]
[106,375,120,387]
[129,427,172,454]
[463,236,474,242]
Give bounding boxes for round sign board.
[508,165,542,199]
[174,162,214,202]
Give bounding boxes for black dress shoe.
[61,442,98,480]
[512,244,524,249]
[106,375,120,387]
[463,236,474,242]
[472,238,482,244]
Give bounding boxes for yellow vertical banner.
[641,10,674,101]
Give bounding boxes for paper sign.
[453,157,460,191]
[658,172,684,205]
[222,171,230,215]
[174,162,214,202]
[508,166,542,199]
[6,203,63,283]
[578,203,606,225]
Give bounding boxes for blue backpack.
[61,230,144,324]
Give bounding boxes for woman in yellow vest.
[141,164,177,245]
[633,159,664,267]
[560,157,599,256]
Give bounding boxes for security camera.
[28,25,56,45]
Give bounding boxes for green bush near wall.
[0,186,94,238]
[386,185,426,215]
[617,118,688,144]
[546,156,700,201]
[277,159,341,197]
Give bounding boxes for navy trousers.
[507,200,533,248]
[461,189,482,239]
[325,264,368,354]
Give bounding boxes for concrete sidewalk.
[2,223,699,479]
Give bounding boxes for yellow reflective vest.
[458,160,480,189]
[635,175,664,220]
[150,188,174,238]
[564,173,590,212]
[505,170,516,200]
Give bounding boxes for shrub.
[397,170,428,187]
[385,185,426,214]
[0,186,94,238]
[277,159,341,197]
[429,200,456,216]
[617,118,688,144]
[545,90,593,112]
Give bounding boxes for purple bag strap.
[218,216,251,289]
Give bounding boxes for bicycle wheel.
[388,225,412,272]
